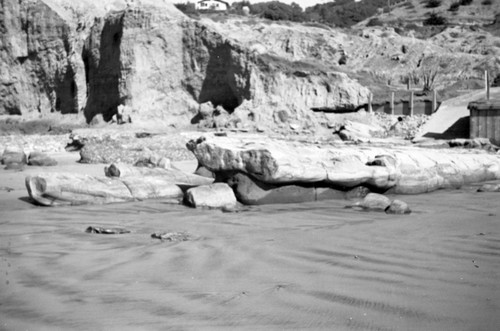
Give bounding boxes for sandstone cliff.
[1,0,85,115]
[1,0,370,129]
[201,17,500,97]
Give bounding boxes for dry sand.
[1,152,499,330]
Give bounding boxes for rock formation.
[25,172,184,206]
[1,0,370,130]
[1,0,85,115]
[227,172,369,205]
[185,183,237,209]
[187,135,500,195]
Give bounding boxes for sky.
[173,0,333,10]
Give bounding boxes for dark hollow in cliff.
[83,14,123,123]
[199,43,242,112]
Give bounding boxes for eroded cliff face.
[181,20,369,124]
[83,4,196,124]
[182,22,253,112]
[1,0,370,128]
[0,0,84,116]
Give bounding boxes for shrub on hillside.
[481,0,493,4]
[459,0,473,5]
[230,1,252,15]
[448,1,461,11]
[426,0,442,8]
[304,0,388,28]
[174,2,199,17]
[251,1,306,22]
[423,12,447,25]
[367,17,383,26]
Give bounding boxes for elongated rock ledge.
[187,135,500,194]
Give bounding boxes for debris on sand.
[85,226,131,234]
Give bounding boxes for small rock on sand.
[2,145,27,168]
[385,199,411,214]
[85,226,131,234]
[355,193,391,211]
[185,183,237,209]
[28,151,58,166]
[477,184,500,192]
[151,232,190,242]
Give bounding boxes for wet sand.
[1,152,499,330]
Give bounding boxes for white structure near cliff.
[195,0,229,11]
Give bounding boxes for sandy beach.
[0,151,499,331]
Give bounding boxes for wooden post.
[486,70,490,101]
[390,92,395,115]
[485,70,488,95]
[432,90,437,113]
[409,91,414,116]
[368,93,373,113]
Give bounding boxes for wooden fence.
[368,90,439,116]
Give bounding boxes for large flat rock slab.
[26,173,183,206]
[187,135,500,194]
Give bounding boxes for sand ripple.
[1,189,500,330]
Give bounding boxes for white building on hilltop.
[195,0,229,11]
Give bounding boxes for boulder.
[185,183,237,209]
[385,199,411,214]
[28,151,58,167]
[26,173,184,206]
[338,120,386,141]
[1,145,27,166]
[354,193,391,211]
[477,184,500,192]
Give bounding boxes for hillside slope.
[200,14,500,101]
